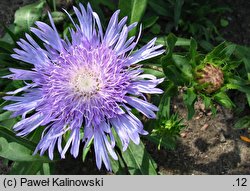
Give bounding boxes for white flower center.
[69,68,102,98]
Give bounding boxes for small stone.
[201,124,209,130]
[207,112,212,116]
[180,132,187,138]
[219,133,226,143]
[200,103,205,111]
[195,116,201,120]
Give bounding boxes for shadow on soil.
[149,137,249,175]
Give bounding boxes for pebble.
[195,116,201,120]
[201,124,209,130]
[180,132,188,138]
[219,133,226,143]
[207,112,213,116]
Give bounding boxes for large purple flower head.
[4,3,164,170]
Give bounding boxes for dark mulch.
[219,0,250,46]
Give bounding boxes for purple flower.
[3,3,164,170]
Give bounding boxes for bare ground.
[147,93,250,175]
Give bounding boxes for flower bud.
[196,63,224,94]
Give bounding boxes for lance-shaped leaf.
[0,127,51,162]
[119,0,148,36]
[14,0,46,34]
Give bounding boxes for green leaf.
[175,37,191,46]
[142,68,165,78]
[14,0,46,34]
[159,94,171,120]
[156,36,190,47]
[148,0,170,16]
[201,95,212,109]
[1,24,18,43]
[205,42,236,62]
[161,63,185,85]
[0,127,51,162]
[47,0,57,11]
[142,16,159,29]
[189,38,198,67]
[227,77,250,94]
[10,161,52,175]
[211,104,217,115]
[206,42,226,59]
[0,111,12,122]
[0,108,18,130]
[0,53,12,62]
[213,92,235,109]
[233,44,250,106]
[166,33,177,57]
[158,81,177,119]
[147,134,176,150]
[51,11,66,25]
[121,141,157,175]
[40,163,52,175]
[220,19,229,27]
[110,151,127,174]
[174,0,184,29]
[119,0,148,36]
[160,34,179,82]
[172,54,193,80]
[199,40,213,52]
[82,137,93,162]
[86,0,116,12]
[183,88,197,119]
[0,41,14,52]
[150,24,161,34]
[112,129,157,174]
[234,45,250,76]
[234,116,250,130]
[247,93,250,107]
[10,161,43,175]
[0,118,19,130]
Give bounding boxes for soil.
[219,0,250,46]
[147,93,250,175]
[0,0,249,175]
